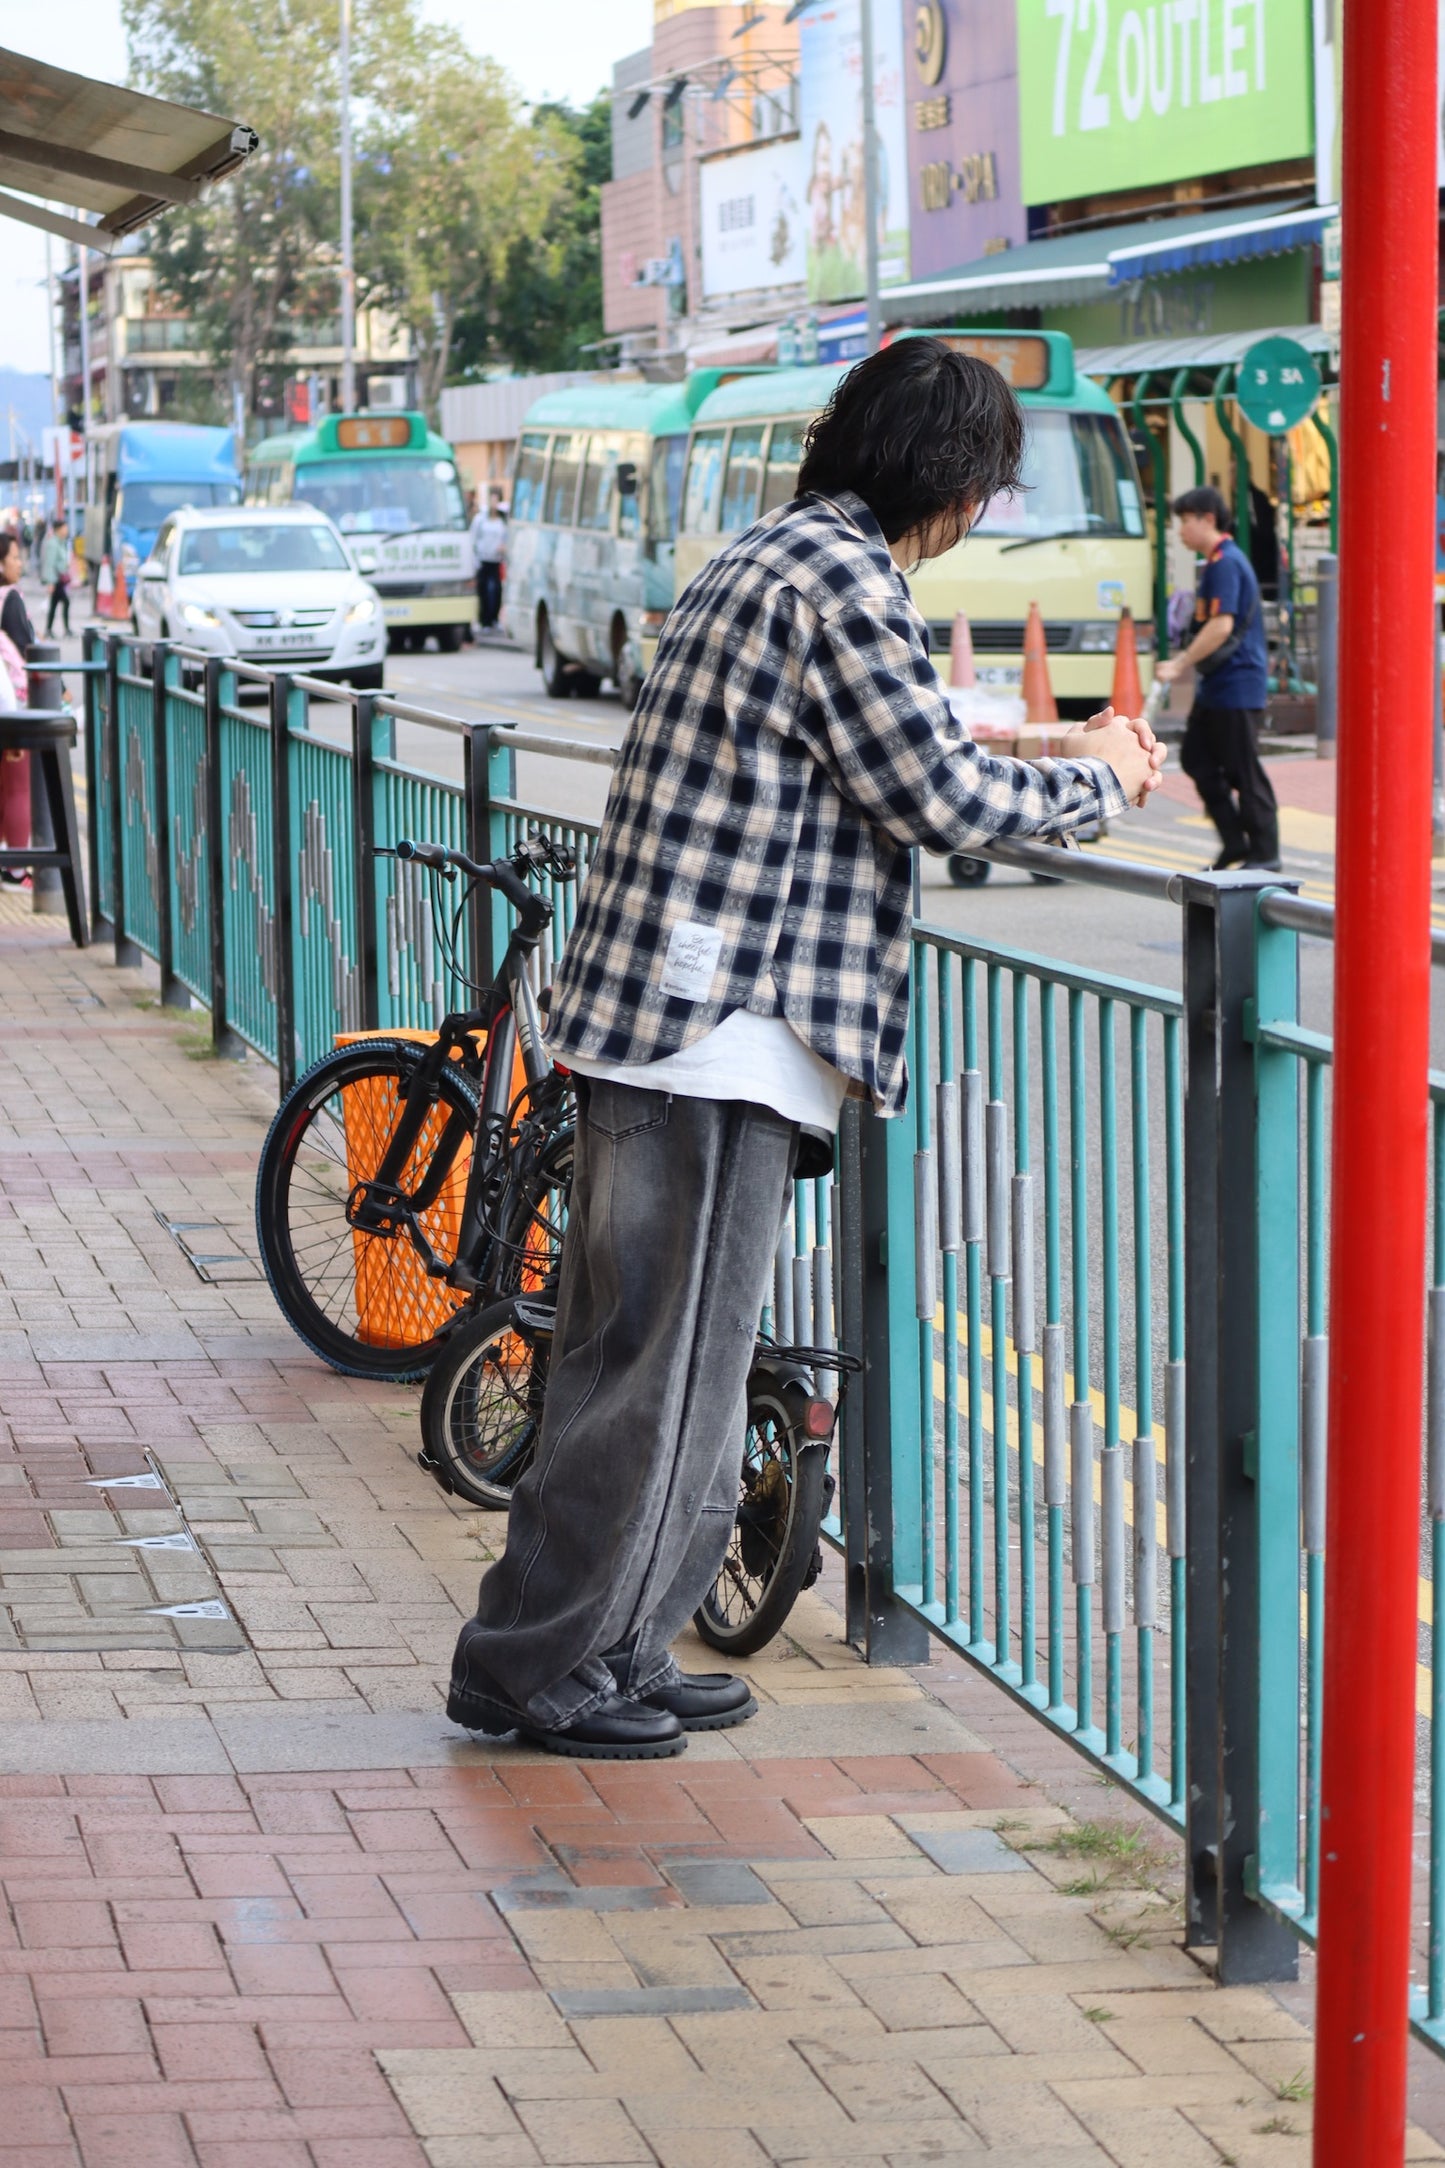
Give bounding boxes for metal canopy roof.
[1076,323,1332,380]
[0,45,257,254]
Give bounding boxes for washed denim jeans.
[448,1078,799,1730]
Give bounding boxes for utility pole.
[339,0,357,414]
[75,240,91,532]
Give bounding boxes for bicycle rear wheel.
[694,1381,827,1656]
[419,1297,551,1507]
[256,1038,481,1380]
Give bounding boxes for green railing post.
[1311,407,1339,555]
[1251,897,1304,1914]
[152,647,185,1009]
[106,633,140,968]
[82,625,107,937]
[1170,367,1206,488]
[854,1067,930,1665]
[1181,869,1297,1983]
[203,655,243,1059]
[463,721,514,983]
[352,692,381,1031]
[269,671,297,1095]
[1212,364,1252,562]
[1131,371,1170,659]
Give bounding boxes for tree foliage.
[448,95,611,381]
[123,0,598,420]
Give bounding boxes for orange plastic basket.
[332,1028,526,1350]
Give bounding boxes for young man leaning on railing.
[447,334,1166,1759]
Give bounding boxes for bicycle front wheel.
[419,1297,550,1507]
[694,1383,827,1657]
[256,1038,481,1380]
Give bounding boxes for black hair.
[0,532,18,564]
[1170,484,1234,532]
[796,336,1025,548]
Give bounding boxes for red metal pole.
[1313,0,1438,2156]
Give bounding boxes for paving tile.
[661,1861,773,1909]
[549,1987,754,2018]
[897,1827,1034,1877]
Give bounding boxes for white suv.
[133,504,388,689]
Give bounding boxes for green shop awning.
[886,198,1317,325]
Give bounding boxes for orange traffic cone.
[1021,600,1057,723]
[948,610,976,688]
[1109,606,1144,717]
[109,553,129,623]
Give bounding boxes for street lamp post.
[785,0,879,356]
[339,0,356,415]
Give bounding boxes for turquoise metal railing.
[370,703,471,1030]
[116,642,161,962]
[1247,888,1444,2053]
[286,680,363,1069]
[162,658,211,1005]
[873,922,1186,1822]
[216,665,279,1064]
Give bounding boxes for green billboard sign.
[1017,0,1314,207]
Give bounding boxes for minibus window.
[544,434,583,526]
[682,430,727,537]
[760,421,805,515]
[649,434,688,542]
[512,433,550,522]
[720,425,766,532]
[577,435,620,532]
[973,410,1143,541]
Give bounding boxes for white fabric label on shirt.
[658,919,724,1000]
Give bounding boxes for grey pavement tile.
[741,1702,985,1759]
[550,1986,755,2018]
[0,1713,230,1773]
[713,1925,913,1959]
[899,1828,1036,1877]
[664,1859,776,1909]
[494,1885,682,1916]
[211,1703,493,1771]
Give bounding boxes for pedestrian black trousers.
[1180,699,1279,862]
[449,1079,798,1729]
[44,581,70,637]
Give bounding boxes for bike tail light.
[802,1397,835,1439]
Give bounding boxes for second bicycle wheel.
[694,1381,827,1657]
[419,1297,551,1507]
[256,1038,481,1380]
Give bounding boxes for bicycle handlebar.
[382,833,577,888]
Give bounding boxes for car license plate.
[382,602,412,623]
[252,632,317,649]
[977,663,1022,689]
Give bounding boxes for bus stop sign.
[1235,336,1322,433]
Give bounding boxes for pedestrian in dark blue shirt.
[1155,485,1279,868]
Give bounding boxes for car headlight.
[1078,618,1156,653]
[181,602,220,629]
[346,595,379,625]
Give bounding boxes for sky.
[0,0,655,383]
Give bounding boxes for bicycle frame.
[344,867,568,1297]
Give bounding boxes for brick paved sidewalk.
[1,905,1438,2167]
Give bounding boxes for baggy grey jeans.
[448,1078,799,1730]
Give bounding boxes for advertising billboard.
[699,139,807,300]
[1016,0,1314,207]
[798,0,911,301]
[905,0,1029,280]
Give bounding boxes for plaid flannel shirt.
[545,490,1127,1115]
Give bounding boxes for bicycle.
[416,1292,860,1654]
[255,834,576,1382]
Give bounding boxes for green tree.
[357,33,580,412]
[448,93,611,379]
[123,0,384,423]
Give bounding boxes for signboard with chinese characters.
[905,0,1029,280]
[798,0,911,302]
[699,139,807,300]
[1016,0,1313,207]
